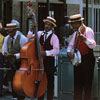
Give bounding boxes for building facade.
[2,0,100,45]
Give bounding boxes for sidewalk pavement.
[0,89,58,100]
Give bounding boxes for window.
[83,3,100,45]
[83,7,92,28]
[94,8,100,45]
[27,18,33,32]
[49,11,54,18]
[88,8,92,28]
[94,0,100,5]
[83,8,86,24]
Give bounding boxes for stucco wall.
[66,0,82,4]
[12,0,21,27]
[67,4,80,16]
[12,0,37,35]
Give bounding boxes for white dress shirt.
[28,30,59,56]
[2,31,28,59]
[67,27,96,53]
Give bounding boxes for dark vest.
[75,30,95,68]
[75,28,93,55]
[7,33,21,54]
[6,32,21,70]
[40,32,55,73]
[40,33,53,51]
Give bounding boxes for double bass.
[13,1,47,98]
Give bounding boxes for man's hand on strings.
[27,34,35,41]
[77,34,87,41]
[41,51,46,58]
[67,52,74,59]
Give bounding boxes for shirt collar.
[10,31,18,39]
[44,30,52,35]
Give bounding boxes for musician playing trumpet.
[67,14,96,100]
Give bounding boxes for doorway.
[38,3,66,42]
[3,0,12,27]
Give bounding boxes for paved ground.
[0,89,57,100]
[0,80,58,100]
[0,95,57,100]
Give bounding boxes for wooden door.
[38,3,66,42]
[3,0,12,27]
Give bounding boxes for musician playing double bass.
[27,16,59,100]
[67,14,96,100]
[2,20,28,100]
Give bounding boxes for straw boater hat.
[43,16,57,27]
[68,14,84,23]
[11,19,20,28]
[5,23,19,30]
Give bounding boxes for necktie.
[11,37,14,47]
[44,32,47,41]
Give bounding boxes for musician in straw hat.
[27,16,59,100]
[67,14,96,100]
[2,21,28,100]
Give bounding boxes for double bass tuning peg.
[26,1,32,7]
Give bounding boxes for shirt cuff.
[67,49,71,53]
[46,51,50,56]
[85,38,91,44]
[28,30,33,35]
[14,53,20,59]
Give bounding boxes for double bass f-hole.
[27,64,33,75]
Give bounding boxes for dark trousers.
[0,53,4,94]
[38,72,54,100]
[11,70,25,100]
[74,52,95,100]
[4,58,25,100]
